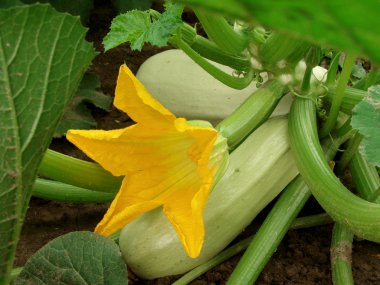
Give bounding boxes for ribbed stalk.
[33,179,114,203]
[288,95,380,242]
[325,86,366,114]
[216,80,285,149]
[38,149,121,193]
[331,223,354,285]
[193,9,248,55]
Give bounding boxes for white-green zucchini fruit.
[119,117,299,279]
[136,49,259,125]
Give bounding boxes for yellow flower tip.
[114,64,175,124]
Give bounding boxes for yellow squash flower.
[67,64,224,258]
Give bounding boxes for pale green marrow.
[136,49,259,125]
[119,117,299,279]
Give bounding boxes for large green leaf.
[177,0,380,64]
[0,4,95,283]
[351,85,380,167]
[15,232,129,285]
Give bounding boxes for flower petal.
[67,123,191,176]
[114,65,175,124]
[163,172,214,258]
[95,177,162,236]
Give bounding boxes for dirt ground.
[15,1,380,284]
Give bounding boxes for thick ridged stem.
[39,149,121,193]
[216,80,285,149]
[331,223,354,285]
[288,94,380,243]
[325,86,366,114]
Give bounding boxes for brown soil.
[15,1,380,284]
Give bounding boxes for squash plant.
[1,1,379,285]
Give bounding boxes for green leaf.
[55,73,112,137]
[103,3,183,51]
[111,0,152,13]
[351,85,380,167]
[15,232,129,285]
[177,0,380,64]
[0,4,95,283]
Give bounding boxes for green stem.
[173,37,253,89]
[227,176,310,285]
[336,132,362,175]
[301,65,313,93]
[326,52,341,86]
[335,116,352,138]
[193,9,248,55]
[39,149,121,193]
[216,80,285,149]
[288,93,380,243]
[350,152,380,203]
[33,179,115,203]
[290,213,332,229]
[226,134,347,285]
[325,86,366,114]
[331,223,354,285]
[177,23,250,72]
[189,35,251,72]
[172,212,335,285]
[319,54,356,138]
